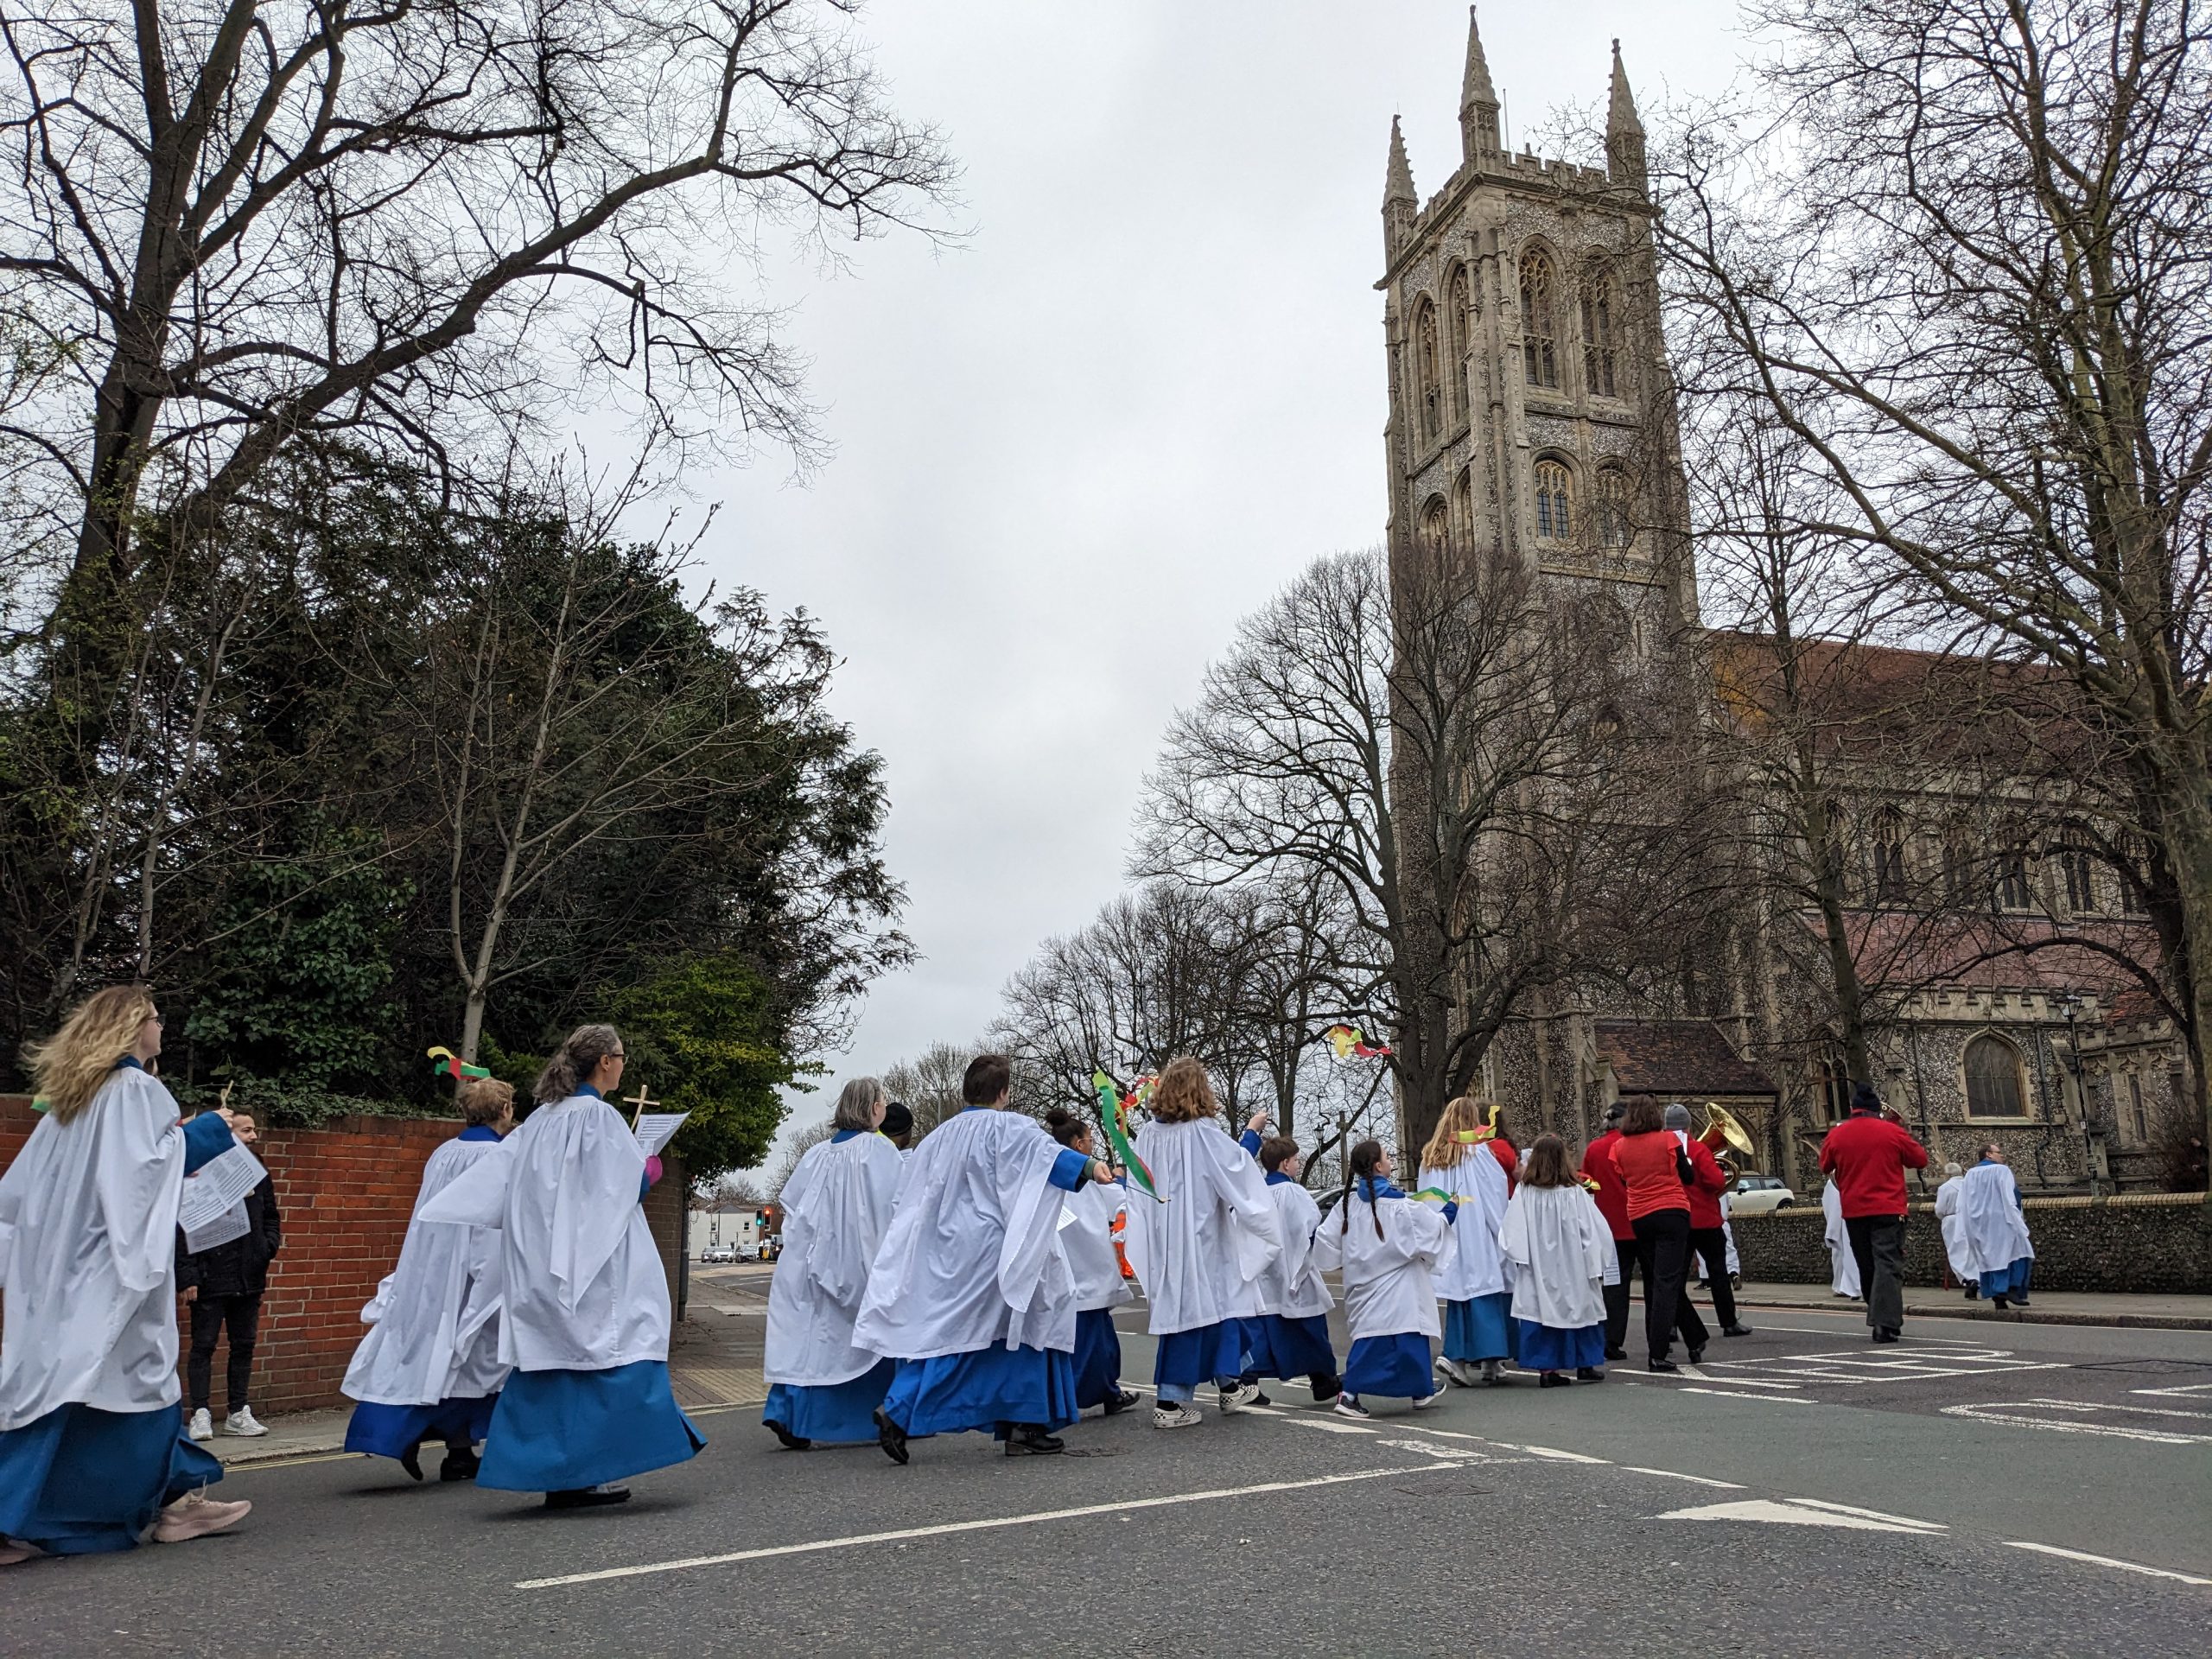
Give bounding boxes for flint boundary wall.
[0,1095,687,1415]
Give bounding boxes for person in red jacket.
[1580,1103,1637,1360]
[1664,1103,1751,1339]
[1818,1083,1930,1343]
[1608,1095,1708,1371]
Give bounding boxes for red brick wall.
[1,1096,688,1416]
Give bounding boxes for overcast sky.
[679,1,1747,1150]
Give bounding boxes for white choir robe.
[1961,1160,2034,1300]
[1821,1178,1862,1299]
[341,1123,511,1464]
[1421,1144,1515,1363]
[1238,1174,1338,1389]
[760,1128,904,1444]
[853,1107,1091,1437]
[1311,1181,1454,1401]
[1121,1118,1281,1395]
[1062,1179,1133,1409]
[1499,1182,1611,1372]
[418,1086,702,1493]
[1934,1174,1980,1287]
[0,1059,232,1553]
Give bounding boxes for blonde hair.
[26,983,157,1124]
[1147,1057,1219,1123]
[1420,1095,1497,1172]
[458,1077,516,1127]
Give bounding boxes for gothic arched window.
[1520,250,1558,390]
[1533,458,1573,540]
[1595,467,1633,548]
[1581,270,1619,398]
[1451,467,1473,542]
[1964,1034,2030,1119]
[1414,296,1441,445]
[1418,494,1449,550]
[1872,807,1908,905]
[1446,264,1471,419]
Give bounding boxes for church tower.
[1378,13,1697,643]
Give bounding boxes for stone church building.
[1376,15,2191,1196]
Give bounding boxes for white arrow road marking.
[1624,1466,1746,1490]
[2002,1541,2212,1587]
[2133,1381,2212,1400]
[1654,1497,1947,1533]
[1681,1387,1815,1404]
[1941,1400,2212,1445]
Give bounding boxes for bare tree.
[1658,0,2212,1133]
[880,1039,976,1141]
[771,1118,834,1200]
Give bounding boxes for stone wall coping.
[1734,1190,2209,1221]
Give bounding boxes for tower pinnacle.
[1382,114,1417,257]
[1459,7,1502,161]
[1607,39,1648,193]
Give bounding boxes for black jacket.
[176,1175,283,1299]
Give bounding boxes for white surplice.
[417,1092,668,1371]
[1961,1160,2033,1274]
[1120,1118,1281,1336]
[1310,1186,1454,1341]
[851,1108,1079,1361]
[763,1130,905,1388]
[343,1131,510,1407]
[1821,1178,1861,1298]
[1498,1182,1609,1331]
[1061,1179,1133,1315]
[0,1067,193,1429]
[1934,1173,1980,1281]
[1256,1179,1334,1319]
[1419,1145,1513,1300]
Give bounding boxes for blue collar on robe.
[1265,1170,1295,1186]
[458,1123,503,1143]
[576,1083,603,1100]
[115,1054,144,1071]
[832,1128,863,1143]
[961,1103,995,1112]
[1356,1175,1405,1201]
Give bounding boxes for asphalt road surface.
[10,1293,2209,1656]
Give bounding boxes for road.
[9,1276,2209,1656]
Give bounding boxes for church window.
[1994,849,2034,912]
[1963,1034,2029,1119]
[1446,265,1471,420]
[1941,830,1974,906]
[1418,495,1449,550]
[1595,467,1633,548]
[2056,846,2097,914]
[1451,468,1473,542]
[1414,297,1441,445]
[1581,270,1619,398]
[2127,1072,2148,1141]
[1520,250,1558,389]
[1533,459,1573,539]
[1872,808,1908,905]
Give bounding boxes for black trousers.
[1845,1214,1907,1334]
[1603,1236,1641,1351]
[1631,1211,1707,1361]
[1688,1227,1738,1327]
[188,1292,263,1413]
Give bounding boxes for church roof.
[1595,1018,1778,1097]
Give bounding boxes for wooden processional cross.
[622,1083,659,1129]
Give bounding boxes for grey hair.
[1943,1160,1963,1177]
[832,1076,887,1134]
[536,1024,622,1103]
[1662,1102,1692,1130]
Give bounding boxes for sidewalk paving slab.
[1726,1280,2212,1332]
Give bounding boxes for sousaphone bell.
[1696,1101,1756,1166]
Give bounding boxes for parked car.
[734,1243,761,1262]
[1729,1172,1798,1214]
[700,1245,738,1264]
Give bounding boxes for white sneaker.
[1412,1392,1438,1410]
[1216,1381,1262,1414]
[1433,1355,1474,1388]
[187,1408,213,1442]
[1333,1395,1371,1419]
[151,1491,252,1544]
[1152,1402,1202,1430]
[222,1408,268,1437]
[0,1539,40,1567]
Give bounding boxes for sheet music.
[184,1201,251,1254]
[178,1140,267,1243]
[633,1111,690,1159]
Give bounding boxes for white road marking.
[1281,1417,1377,1435]
[1680,1388,1815,1404]
[513,1465,1456,1590]
[1655,1497,1946,1534]
[1786,1497,1948,1528]
[1511,1444,1611,1464]
[2133,1381,2212,1400]
[2001,1541,2212,1587]
[1624,1467,1746,1490]
[1940,1400,2212,1445]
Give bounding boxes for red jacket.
[1610,1131,1691,1223]
[1580,1129,1632,1240]
[1683,1138,1730,1230]
[1490,1136,1518,1194]
[1818,1111,1930,1218]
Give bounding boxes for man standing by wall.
[178,1157,283,1440]
[1817,1084,1929,1344]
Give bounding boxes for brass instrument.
[1696,1101,1756,1166]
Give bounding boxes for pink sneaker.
[151,1491,251,1544]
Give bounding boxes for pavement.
[1731,1279,2212,1331]
[10,1265,2209,1655]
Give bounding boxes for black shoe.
[874,1408,910,1466]
[1721,1324,1752,1338]
[439,1446,480,1483]
[1647,1357,1679,1373]
[399,1441,425,1483]
[1102,1389,1141,1416]
[1872,1327,1900,1344]
[1539,1371,1570,1389]
[1004,1426,1065,1456]
[1576,1367,1606,1383]
[1964,1287,1978,1300]
[1248,1389,1272,1407]
[544,1485,630,1510]
[1687,1344,1707,1365]
[1309,1373,1343,1403]
[766,1420,811,1451]
[1605,1345,1628,1362]
[2011,1297,2031,1307]
[1992,1296,2009,1311]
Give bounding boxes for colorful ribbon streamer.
[1091,1069,1166,1203]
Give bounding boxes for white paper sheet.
[633,1112,690,1159]
[184,1200,251,1254]
[178,1141,268,1238]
